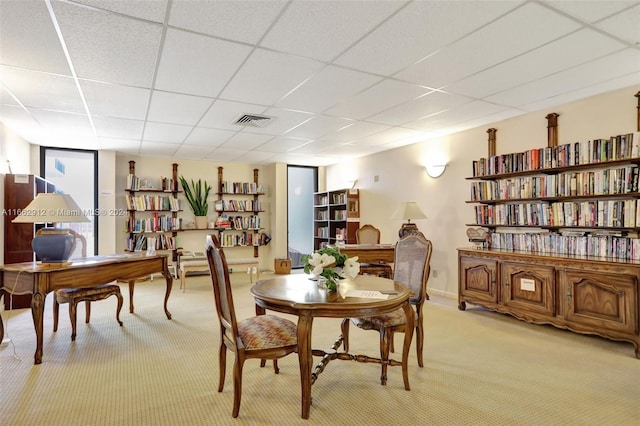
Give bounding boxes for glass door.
[287,166,317,268]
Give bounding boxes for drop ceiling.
[1,0,639,166]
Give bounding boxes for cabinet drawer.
[459,256,498,304]
[501,262,555,317]
[560,269,639,335]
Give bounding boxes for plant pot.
[194,216,208,229]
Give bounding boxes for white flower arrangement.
[302,247,360,291]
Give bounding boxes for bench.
[179,258,260,292]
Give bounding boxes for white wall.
[327,85,639,299]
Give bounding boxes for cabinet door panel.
[459,256,498,304]
[501,262,555,317]
[561,269,638,335]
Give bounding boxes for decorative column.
[546,113,559,148]
[487,128,497,156]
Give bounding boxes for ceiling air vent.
[233,114,273,128]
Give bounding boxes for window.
[287,166,317,268]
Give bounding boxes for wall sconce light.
[425,163,447,178]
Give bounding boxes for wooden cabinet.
[458,248,640,358]
[313,189,359,250]
[3,174,55,309]
[125,161,180,260]
[213,167,265,258]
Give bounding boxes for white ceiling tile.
[221,49,324,105]
[147,91,214,125]
[288,139,339,155]
[0,104,41,139]
[199,99,268,130]
[143,122,192,143]
[257,107,315,135]
[204,148,249,162]
[0,85,20,106]
[521,72,640,112]
[352,127,422,147]
[98,137,142,153]
[52,1,163,87]
[396,2,582,88]
[404,101,510,131]
[28,108,95,137]
[444,28,627,99]
[322,121,391,143]
[93,116,144,140]
[169,0,287,44]
[260,0,403,61]
[486,48,640,107]
[221,132,274,150]
[155,28,252,97]
[183,127,235,146]
[544,0,637,23]
[368,91,472,126]
[0,0,71,74]
[139,141,180,157]
[326,79,433,120]
[0,66,84,112]
[254,136,312,153]
[234,150,278,163]
[595,4,640,44]
[334,0,523,75]
[72,0,169,23]
[277,65,382,112]
[80,80,150,120]
[172,144,215,160]
[285,115,353,139]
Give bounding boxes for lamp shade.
[12,193,89,224]
[391,202,427,221]
[12,193,89,263]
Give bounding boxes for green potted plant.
[179,176,212,229]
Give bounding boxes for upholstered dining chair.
[341,231,432,385]
[355,224,393,279]
[52,229,123,341]
[205,234,297,418]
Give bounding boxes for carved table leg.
[297,312,313,419]
[162,270,172,320]
[31,290,46,364]
[128,280,135,313]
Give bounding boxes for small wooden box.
[274,258,291,274]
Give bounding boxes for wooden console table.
[337,244,395,263]
[0,254,173,364]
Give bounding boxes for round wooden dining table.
[250,274,415,419]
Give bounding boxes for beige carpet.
[1,271,638,426]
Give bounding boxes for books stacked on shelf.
[126,195,180,211]
[316,226,329,238]
[229,214,261,230]
[214,199,262,212]
[316,195,328,205]
[334,209,347,220]
[474,199,640,228]
[160,176,177,192]
[127,214,182,233]
[470,165,640,201]
[126,174,163,191]
[219,181,264,194]
[331,192,347,204]
[335,228,347,239]
[490,230,640,261]
[471,132,639,177]
[316,210,328,220]
[215,215,232,228]
[219,231,269,247]
[126,234,176,251]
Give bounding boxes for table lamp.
[12,193,89,263]
[392,201,427,238]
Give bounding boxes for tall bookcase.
[125,161,181,261]
[459,94,640,358]
[3,174,56,309]
[213,167,266,258]
[313,189,359,250]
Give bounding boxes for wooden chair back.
[356,224,381,244]
[393,231,432,305]
[206,234,239,344]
